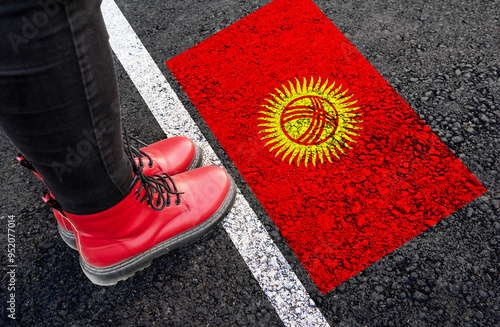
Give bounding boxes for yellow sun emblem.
[257,77,363,167]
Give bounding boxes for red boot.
[18,135,203,250]
[125,134,203,176]
[61,165,236,285]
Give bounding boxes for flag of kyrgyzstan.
[167,0,486,293]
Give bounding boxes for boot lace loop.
[123,133,154,169]
[124,130,183,211]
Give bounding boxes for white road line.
[102,1,330,326]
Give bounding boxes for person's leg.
[1,0,203,247]
[0,0,237,286]
[0,0,132,214]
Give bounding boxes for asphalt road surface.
[1,0,498,326]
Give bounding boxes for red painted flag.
[167,0,486,293]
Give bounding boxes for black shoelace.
[124,130,183,211]
[123,133,154,169]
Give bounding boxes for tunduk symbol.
[280,95,339,146]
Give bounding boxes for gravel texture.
[1,0,498,326]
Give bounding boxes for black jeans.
[0,0,133,214]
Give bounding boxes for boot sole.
[57,224,78,250]
[186,144,203,171]
[57,144,204,252]
[79,175,237,286]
